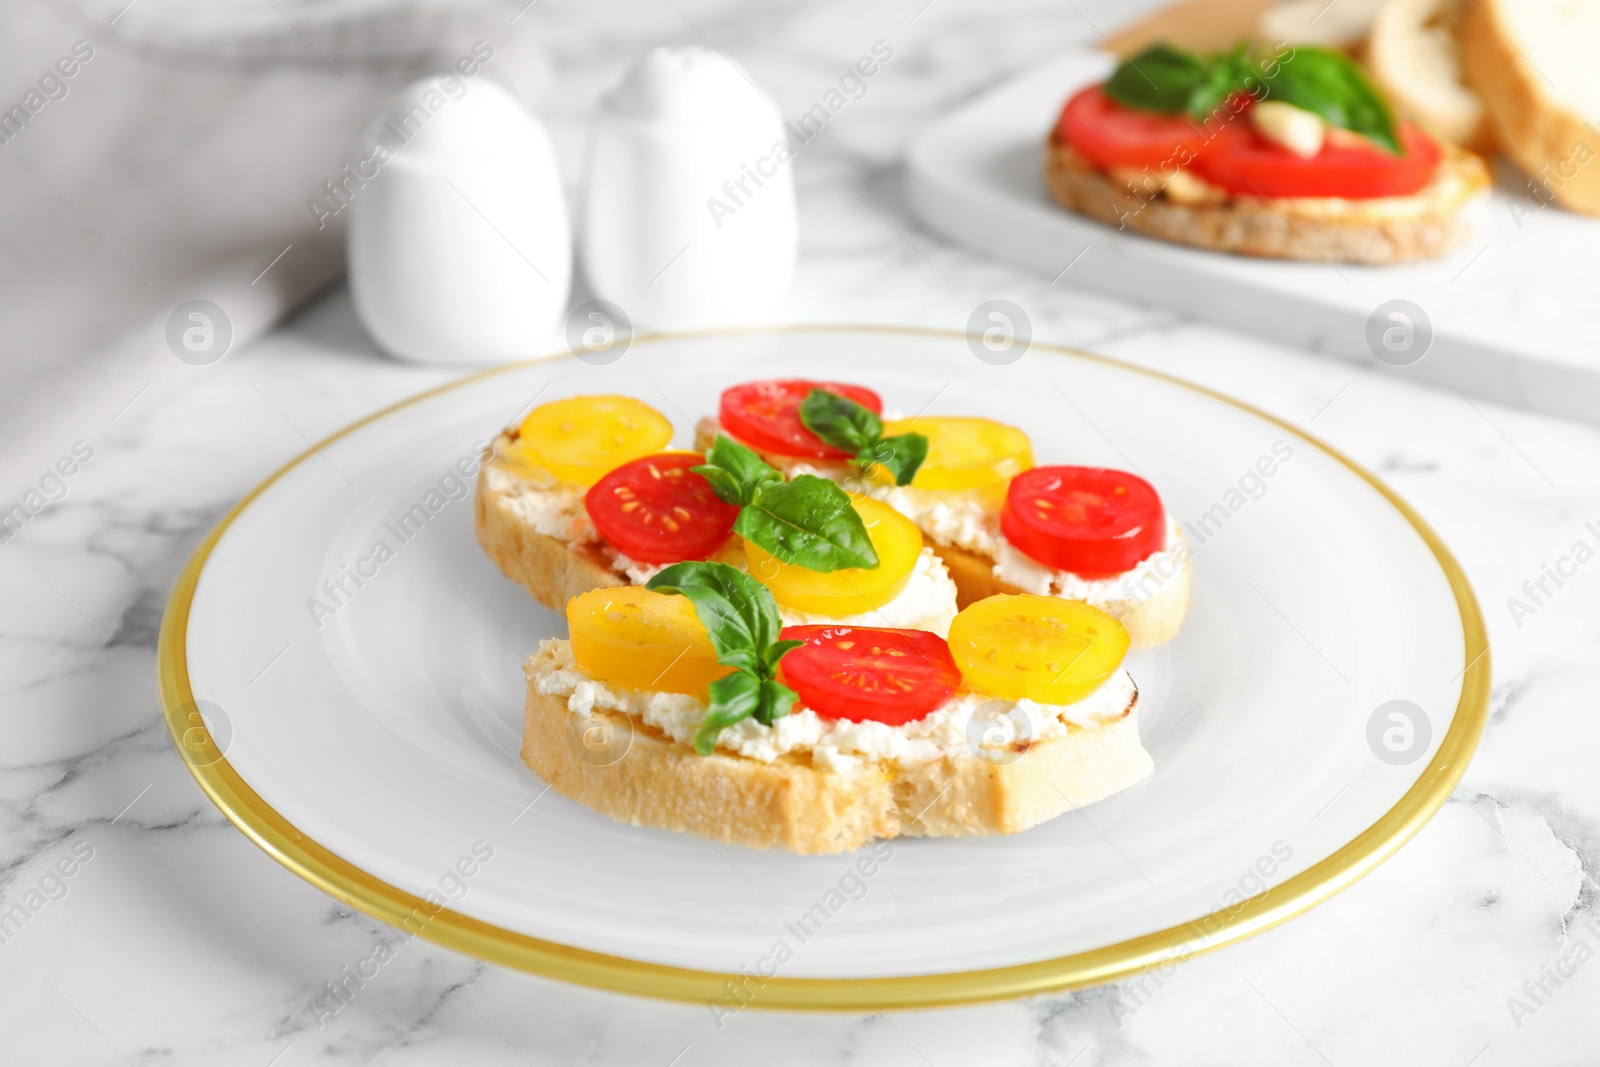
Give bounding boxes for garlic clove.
[1251,101,1327,159]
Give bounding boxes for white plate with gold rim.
[159,325,1488,1009]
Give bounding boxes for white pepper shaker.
[582,47,797,330]
[349,76,572,365]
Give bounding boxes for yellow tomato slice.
[881,416,1033,491]
[743,497,923,616]
[947,594,1128,704]
[567,587,730,695]
[518,395,674,486]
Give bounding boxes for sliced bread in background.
[1368,0,1494,153]
[1459,0,1600,215]
[1257,0,1387,52]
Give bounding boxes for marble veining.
[3,0,1600,1063]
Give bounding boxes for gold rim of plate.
[156,324,1491,1011]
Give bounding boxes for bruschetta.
[1044,41,1490,262]
[697,379,1189,648]
[523,564,1152,854]
[476,394,960,635]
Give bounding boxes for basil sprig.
[646,561,802,754]
[1103,42,1401,154]
[1261,48,1399,154]
[798,389,929,486]
[1103,42,1217,116]
[693,435,879,572]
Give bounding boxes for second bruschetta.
[697,379,1190,647]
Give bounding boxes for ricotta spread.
[868,483,1003,558]
[484,453,594,543]
[994,516,1189,610]
[484,450,667,583]
[776,546,958,634]
[526,639,1137,772]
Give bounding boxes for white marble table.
[4,0,1600,1063]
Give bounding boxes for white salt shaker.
[350,76,572,365]
[582,47,797,330]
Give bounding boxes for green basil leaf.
[755,676,798,727]
[1103,44,1210,114]
[1262,47,1399,153]
[692,465,745,508]
[1103,42,1403,154]
[692,674,800,752]
[1185,51,1255,121]
[663,588,764,676]
[647,560,782,664]
[694,671,762,755]
[649,562,801,755]
[692,434,783,507]
[762,637,804,676]
[737,475,878,572]
[799,389,881,455]
[859,433,928,486]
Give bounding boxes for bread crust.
[1043,141,1490,263]
[1256,0,1381,53]
[475,460,626,613]
[522,685,1152,854]
[1458,0,1600,216]
[1367,0,1495,154]
[932,540,1189,650]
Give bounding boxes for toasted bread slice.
[476,472,625,613]
[935,540,1190,650]
[1459,0,1600,216]
[1045,141,1489,263]
[1368,0,1493,154]
[522,664,1151,855]
[1049,139,1484,262]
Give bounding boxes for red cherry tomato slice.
[1056,84,1216,171]
[778,625,962,725]
[719,379,882,459]
[1192,120,1441,199]
[584,453,739,564]
[1001,466,1165,578]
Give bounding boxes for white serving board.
[908,50,1600,424]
